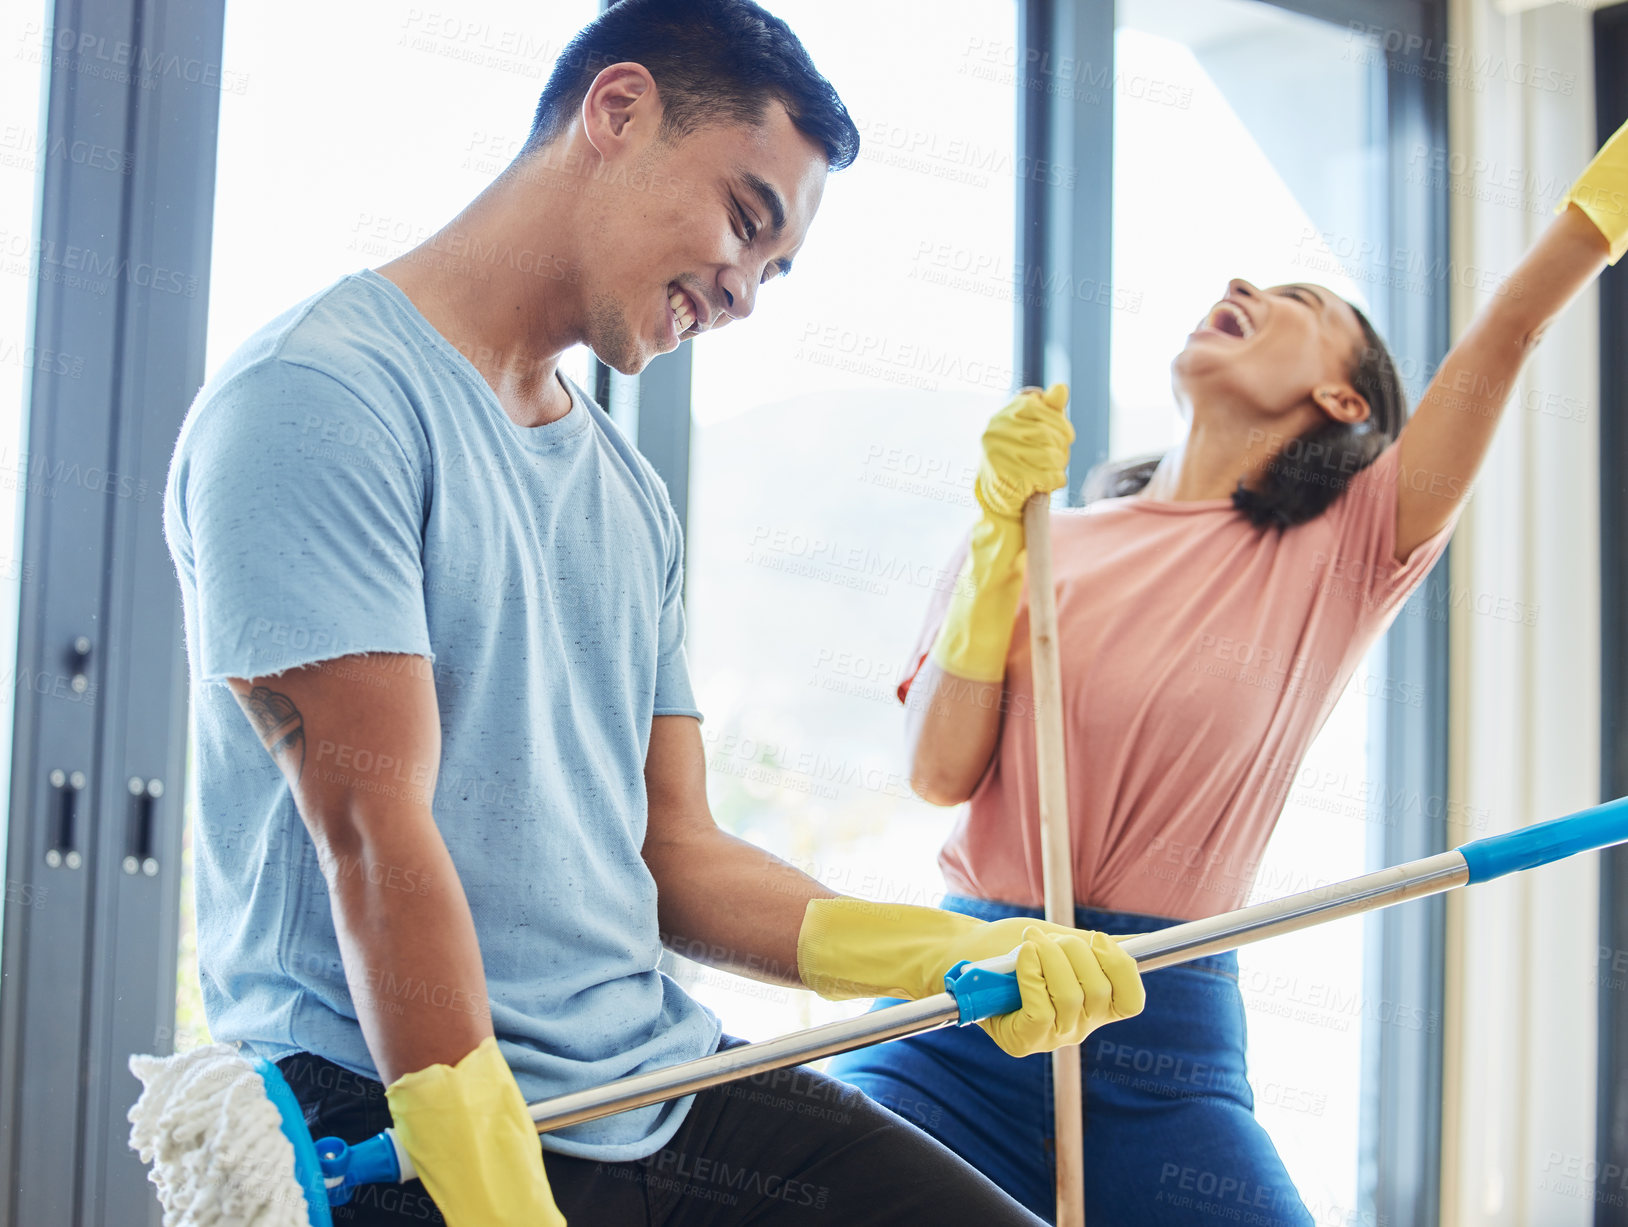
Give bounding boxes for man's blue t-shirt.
[163,268,721,1160]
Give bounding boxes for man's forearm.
[229,660,494,1086]
[323,824,495,1085]
[648,826,838,988]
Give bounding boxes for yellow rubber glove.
[384,1036,566,1227]
[797,898,1143,1058]
[929,384,1074,683]
[1560,117,1628,264]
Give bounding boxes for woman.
[828,122,1626,1225]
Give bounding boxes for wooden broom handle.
[1023,492,1086,1227]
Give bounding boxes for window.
[204,1,596,386]
[1113,1,1389,1215]
[680,0,1020,1035]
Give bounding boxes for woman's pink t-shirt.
[898,443,1458,921]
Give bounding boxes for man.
[164,1,1142,1222]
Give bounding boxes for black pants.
[276,1037,1045,1225]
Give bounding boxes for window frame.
[1596,5,1628,1221]
[0,2,223,1224]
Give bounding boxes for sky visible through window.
[684,0,1021,1048]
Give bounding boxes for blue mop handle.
[944,795,1628,1018]
[1457,795,1628,884]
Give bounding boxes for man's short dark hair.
[525,0,860,170]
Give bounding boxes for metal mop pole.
[1022,492,1087,1227]
[307,798,1628,1208]
[518,796,1628,1135]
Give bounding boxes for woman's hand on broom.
[926,383,1075,686]
[974,383,1075,522]
[906,384,1074,805]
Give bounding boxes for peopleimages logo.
[1344,22,1575,95]
[17,20,251,94]
[0,228,199,298]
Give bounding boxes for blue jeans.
[828,897,1313,1226]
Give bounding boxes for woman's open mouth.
[1202,301,1255,339]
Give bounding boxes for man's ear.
[1311,383,1371,426]
[581,62,658,153]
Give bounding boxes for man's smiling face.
[577,87,829,375]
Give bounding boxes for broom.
[1022,491,1086,1226]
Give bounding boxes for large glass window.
[177,0,599,1048]
[182,13,1430,1221]
[682,0,1019,1037]
[1113,0,1386,1215]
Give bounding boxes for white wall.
[1441,2,1603,1223]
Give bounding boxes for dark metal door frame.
[1595,7,1628,1223]
[0,2,223,1223]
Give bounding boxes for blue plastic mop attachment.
[252,1057,410,1221]
[250,1059,333,1226]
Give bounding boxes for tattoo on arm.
[243,685,306,782]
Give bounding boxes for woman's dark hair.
[1082,303,1408,528]
[523,0,860,170]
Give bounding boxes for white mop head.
[128,1044,313,1227]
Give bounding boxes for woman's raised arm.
[1392,123,1625,560]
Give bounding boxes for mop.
[130,795,1628,1225]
